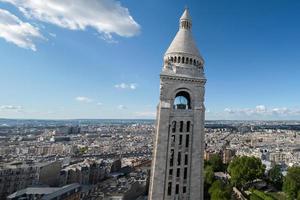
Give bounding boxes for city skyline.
[1,0,300,120]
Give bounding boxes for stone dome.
[165,9,203,60]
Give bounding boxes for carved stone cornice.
[160,74,206,84]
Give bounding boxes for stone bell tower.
[148,8,206,200]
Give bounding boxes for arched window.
[193,59,196,65]
[171,57,174,62]
[174,91,191,110]
[186,57,189,63]
[178,57,181,63]
[171,121,176,133]
[189,58,193,64]
[182,57,185,63]
[174,57,177,63]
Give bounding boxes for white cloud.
[224,105,300,118]
[75,96,93,103]
[255,105,267,113]
[115,83,137,90]
[0,8,43,51]
[1,0,140,41]
[0,105,23,112]
[224,108,234,114]
[96,102,103,106]
[118,105,127,110]
[271,107,291,115]
[135,111,156,118]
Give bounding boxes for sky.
[0,0,300,120]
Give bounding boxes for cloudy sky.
[0,0,300,120]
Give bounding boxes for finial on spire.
[180,7,192,30]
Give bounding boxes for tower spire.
[180,8,192,30]
[164,8,203,65]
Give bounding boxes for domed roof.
[165,9,202,58]
[180,8,192,21]
[165,29,200,57]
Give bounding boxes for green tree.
[228,156,265,188]
[283,166,300,200]
[250,190,274,200]
[204,165,215,185]
[209,154,224,172]
[268,165,283,190]
[208,180,231,200]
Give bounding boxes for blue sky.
[0,0,300,120]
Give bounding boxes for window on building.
[179,121,183,132]
[171,135,175,143]
[186,121,191,132]
[168,182,172,195]
[177,152,181,165]
[169,169,173,176]
[174,91,191,110]
[179,134,182,145]
[170,149,174,167]
[185,154,188,165]
[184,168,187,179]
[176,184,179,194]
[172,121,176,133]
[177,168,180,177]
[183,186,187,193]
[185,135,189,148]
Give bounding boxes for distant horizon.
[1,117,300,122]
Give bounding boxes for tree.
[209,154,224,172]
[208,180,231,200]
[268,165,283,190]
[250,190,274,200]
[228,156,265,188]
[204,165,215,185]
[283,166,300,200]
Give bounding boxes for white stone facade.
[149,9,206,200]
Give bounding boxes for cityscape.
[0,119,300,199]
[1,0,300,200]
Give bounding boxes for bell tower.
[149,8,206,200]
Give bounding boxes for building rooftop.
[7,183,80,200]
